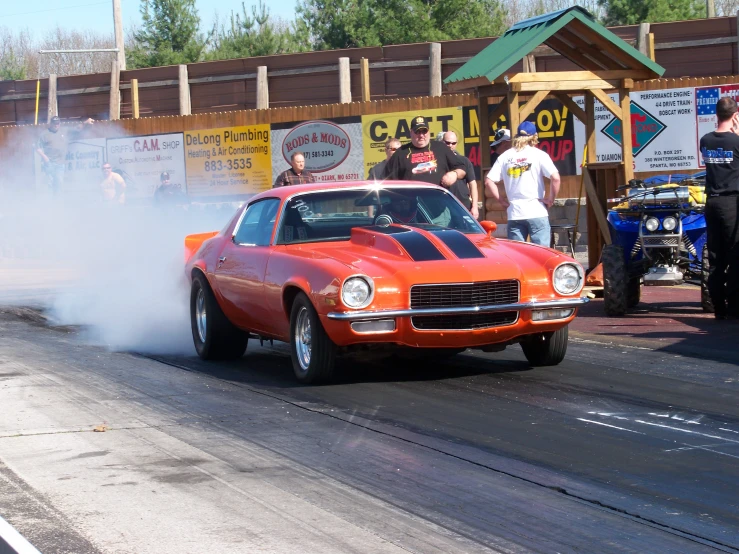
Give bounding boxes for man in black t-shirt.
[385,116,465,187]
[699,96,739,319]
[438,131,478,219]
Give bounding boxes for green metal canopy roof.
[444,7,665,88]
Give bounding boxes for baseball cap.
[491,128,511,146]
[517,121,537,136]
[410,116,430,132]
[50,116,60,123]
[160,171,170,181]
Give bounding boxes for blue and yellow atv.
[602,172,711,316]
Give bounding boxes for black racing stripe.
[367,225,411,235]
[429,229,486,259]
[392,229,446,261]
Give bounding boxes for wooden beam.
[567,19,644,70]
[647,33,655,61]
[585,93,597,165]
[558,28,625,70]
[583,168,612,246]
[109,60,120,121]
[178,64,191,116]
[339,57,351,103]
[591,88,622,119]
[554,93,586,124]
[477,83,511,97]
[637,23,650,56]
[519,90,549,121]
[511,79,621,92]
[47,74,57,123]
[488,99,509,129]
[131,78,139,119]
[507,91,520,136]
[545,36,604,71]
[429,43,442,97]
[522,54,536,72]
[620,89,634,182]
[503,70,652,83]
[446,76,491,92]
[257,66,269,109]
[360,58,370,102]
[477,93,491,175]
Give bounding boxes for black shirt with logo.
[700,131,739,196]
[385,141,464,185]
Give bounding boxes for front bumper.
[327,297,589,321]
[323,297,589,348]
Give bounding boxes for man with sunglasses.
[439,131,479,219]
[385,116,465,187]
[368,138,401,180]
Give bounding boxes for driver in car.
[385,195,420,224]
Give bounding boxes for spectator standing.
[490,128,512,168]
[385,116,465,187]
[99,163,126,204]
[36,116,94,194]
[699,96,739,320]
[368,138,401,180]
[154,171,187,206]
[273,151,316,187]
[484,121,560,247]
[438,131,479,219]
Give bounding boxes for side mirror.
[480,220,497,235]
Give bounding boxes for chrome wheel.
[294,306,312,371]
[195,287,207,343]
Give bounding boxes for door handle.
[218,256,226,266]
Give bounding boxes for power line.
[0,1,109,18]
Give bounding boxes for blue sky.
[1,0,300,39]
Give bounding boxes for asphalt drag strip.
[0,308,737,553]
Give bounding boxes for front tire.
[290,293,337,384]
[626,275,642,309]
[602,244,628,316]
[521,325,568,366]
[701,243,714,313]
[190,273,248,360]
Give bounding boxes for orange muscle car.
[185,181,588,383]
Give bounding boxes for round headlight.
[553,263,583,295]
[645,217,660,232]
[341,277,373,308]
[662,216,677,231]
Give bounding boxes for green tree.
[599,0,705,25]
[211,1,310,59]
[128,0,209,68]
[0,51,26,81]
[296,0,506,50]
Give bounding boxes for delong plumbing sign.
[271,117,364,183]
[185,125,272,196]
[106,133,186,198]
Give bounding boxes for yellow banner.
[185,125,272,196]
[361,107,464,179]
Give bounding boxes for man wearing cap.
[36,115,94,194]
[154,171,186,206]
[484,121,560,247]
[490,128,512,168]
[385,116,465,187]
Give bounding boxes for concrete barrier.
[0,515,40,554]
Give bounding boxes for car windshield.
[277,186,483,245]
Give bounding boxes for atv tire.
[626,275,642,309]
[701,243,714,313]
[602,244,628,316]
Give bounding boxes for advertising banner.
[106,133,186,199]
[463,100,576,178]
[271,117,363,183]
[185,125,272,196]
[695,84,739,166]
[573,88,699,173]
[361,107,465,179]
[34,137,107,196]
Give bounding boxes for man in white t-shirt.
[484,121,560,246]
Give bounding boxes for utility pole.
[113,0,126,70]
[707,0,716,18]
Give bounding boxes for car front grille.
[411,311,518,330]
[410,280,519,309]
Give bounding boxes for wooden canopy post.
[620,88,634,182]
[585,92,597,164]
[477,93,491,173]
[507,91,520,133]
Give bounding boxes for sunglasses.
[413,128,429,134]
[444,141,457,146]
[386,146,398,151]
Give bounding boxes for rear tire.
[701,243,714,313]
[290,292,337,384]
[190,272,248,360]
[521,325,568,366]
[602,245,628,316]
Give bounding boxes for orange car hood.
[297,225,558,288]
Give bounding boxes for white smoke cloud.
[0,126,240,355]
